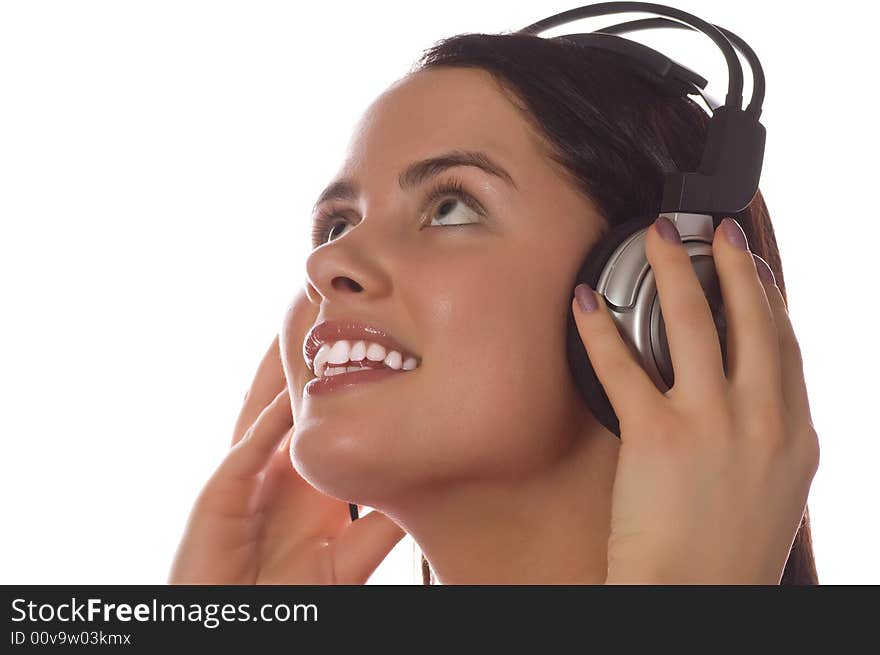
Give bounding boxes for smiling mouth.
[303,364,416,398]
[321,359,387,374]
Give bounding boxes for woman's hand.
[168,336,405,584]
[572,216,820,585]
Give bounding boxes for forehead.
[338,67,546,178]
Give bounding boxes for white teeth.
[350,340,366,362]
[312,339,421,377]
[313,343,332,378]
[383,350,403,370]
[323,365,367,377]
[366,342,386,362]
[327,340,352,365]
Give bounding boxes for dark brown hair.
[407,31,817,585]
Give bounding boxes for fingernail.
[721,217,748,250]
[753,254,776,286]
[575,283,598,313]
[654,216,681,245]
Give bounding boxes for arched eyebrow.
[311,149,518,214]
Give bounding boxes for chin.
[288,421,405,507]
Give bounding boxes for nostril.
[332,277,363,292]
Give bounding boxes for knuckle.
[765,426,819,482]
[694,401,735,441]
[788,331,804,361]
[652,411,689,446]
[797,424,821,474]
[621,405,674,442]
[782,327,805,367]
[741,400,788,451]
[668,387,734,440]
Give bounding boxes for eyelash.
[310,176,485,247]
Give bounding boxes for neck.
[384,422,620,585]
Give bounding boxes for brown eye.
[310,211,352,246]
[423,177,485,227]
[309,176,485,247]
[429,196,480,226]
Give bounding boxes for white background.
[1,1,876,584]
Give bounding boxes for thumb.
[332,510,406,584]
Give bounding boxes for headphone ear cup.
[567,214,657,438]
[567,214,729,438]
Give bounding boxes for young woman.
[169,32,819,585]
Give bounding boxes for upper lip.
[303,319,422,372]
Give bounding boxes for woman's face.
[280,66,608,507]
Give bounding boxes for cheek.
[414,266,577,477]
[279,289,318,386]
[423,339,573,478]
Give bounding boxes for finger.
[259,427,298,500]
[257,428,353,542]
[266,426,295,476]
[333,510,406,584]
[645,217,726,398]
[711,219,782,402]
[260,427,328,501]
[572,285,663,421]
[231,335,286,447]
[755,266,813,425]
[222,387,293,479]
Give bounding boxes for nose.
[305,275,362,304]
[303,227,392,306]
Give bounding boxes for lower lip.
[303,367,413,397]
